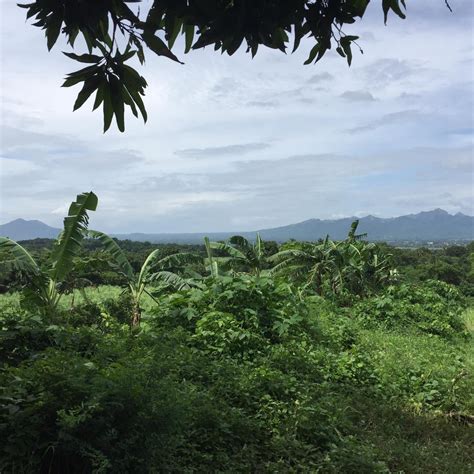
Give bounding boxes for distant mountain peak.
[1,208,472,243]
[428,208,449,215]
[0,218,60,241]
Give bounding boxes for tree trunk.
[131,303,141,327]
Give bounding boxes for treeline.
[3,235,473,296]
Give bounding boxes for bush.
[0,343,189,473]
[154,275,311,351]
[351,280,467,338]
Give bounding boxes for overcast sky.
[0,0,473,233]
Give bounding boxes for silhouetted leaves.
[17,0,440,132]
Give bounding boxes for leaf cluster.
[18,0,414,131]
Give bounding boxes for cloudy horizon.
[1,0,473,233]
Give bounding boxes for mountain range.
[1,209,473,243]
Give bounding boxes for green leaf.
[304,43,320,65]
[62,76,87,88]
[117,50,136,63]
[184,24,194,53]
[73,76,101,111]
[103,82,114,133]
[63,52,102,63]
[142,31,184,64]
[166,16,182,49]
[50,192,98,283]
[382,0,406,24]
[353,0,370,16]
[121,64,147,90]
[65,64,101,79]
[88,230,134,280]
[92,83,105,111]
[341,38,353,66]
[210,241,247,261]
[123,89,138,117]
[0,237,40,275]
[128,88,147,122]
[46,15,62,50]
[137,45,145,64]
[110,76,125,132]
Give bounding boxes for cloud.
[174,142,271,158]
[361,58,423,85]
[211,77,241,96]
[0,157,40,177]
[0,126,81,154]
[1,0,473,232]
[246,100,279,108]
[340,90,377,102]
[307,72,334,84]
[347,109,422,133]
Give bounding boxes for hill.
[112,209,473,243]
[2,209,472,243]
[255,209,474,242]
[0,218,61,241]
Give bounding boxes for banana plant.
[204,237,219,278]
[269,221,394,297]
[208,234,266,277]
[346,219,367,243]
[269,237,337,295]
[89,230,202,326]
[0,192,98,313]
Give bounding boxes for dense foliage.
[1,193,472,472]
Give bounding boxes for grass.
[0,285,156,315]
[351,399,474,473]
[464,306,474,334]
[312,304,474,472]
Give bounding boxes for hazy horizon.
[1,0,473,233]
[1,207,473,235]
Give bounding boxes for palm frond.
[156,252,203,269]
[138,249,162,286]
[0,237,40,274]
[347,219,367,241]
[268,249,312,263]
[204,237,219,277]
[50,191,98,282]
[255,233,264,260]
[88,229,134,280]
[270,259,305,275]
[210,241,246,260]
[228,235,251,252]
[148,271,194,291]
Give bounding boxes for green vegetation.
[1,193,472,472]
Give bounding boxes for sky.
[0,0,473,233]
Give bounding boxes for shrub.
[351,280,467,338]
[0,336,193,473]
[154,275,311,349]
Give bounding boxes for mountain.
[113,209,473,243]
[1,209,473,243]
[253,209,474,242]
[0,219,61,241]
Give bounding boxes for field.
[1,204,473,472]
